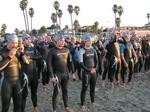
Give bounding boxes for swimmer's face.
[7,40,18,49]
[84,40,92,48]
[57,39,65,48]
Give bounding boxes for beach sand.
[0,70,150,112]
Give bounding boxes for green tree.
[73,20,80,35]
[93,21,99,33]
[14,28,20,36]
[1,24,7,36]
[39,26,48,34]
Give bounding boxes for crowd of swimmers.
[0,31,149,112]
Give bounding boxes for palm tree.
[68,4,74,32]
[14,28,20,36]
[147,13,150,23]
[62,25,69,33]
[118,6,123,18]
[53,1,60,12]
[74,6,80,20]
[118,6,123,29]
[23,0,29,33]
[53,1,60,25]
[116,17,121,28]
[51,13,57,34]
[51,13,57,25]
[93,21,99,33]
[20,0,28,32]
[1,24,7,36]
[57,9,63,29]
[112,4,118,27]
[29,8,34,33]
[73,20,80,35]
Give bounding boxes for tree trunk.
[25,9,29,33]
[114,13,116,29]
[59,18,61,30]
[70,14,73,34]
[54,23,57,35]
[56,10,58,26]
[23,11,28,32]
[30,17,32,35]
[76,15,78,21]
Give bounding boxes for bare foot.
[102,81,106,87]
[91,102,99,107]
[80,106,86,112]
[32,107,39,112]
[65,107,74,112]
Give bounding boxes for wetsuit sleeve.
[130,44,135,53]
[0,53,11,71]
[94,49,99,71]
[31,48,42,60]
[103,40,109,48]
[120,44,128,66]
[47,50,54,78]
[120,44,125,55]
[16,52,29,63]
[79,49,91,72]
[131,44,137,61]
[67,51,75,73]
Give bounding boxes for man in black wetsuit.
[78,35,98,111]
[0,34,25,112]
[47,35,75,112]
[36,40,51,90]
[20,36,42,112]
[142,39,150,71]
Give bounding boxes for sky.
[0,0,149,32]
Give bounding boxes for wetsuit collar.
[56,46,64,49]
[84,46,92,49]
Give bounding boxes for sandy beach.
[0,70,150,112]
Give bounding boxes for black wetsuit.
[93,43,102,75]
[0,47,23,112]
[103,41,121,83]
[102,43,110,82]
[67,43,77,70]
[79,47,98,106]
[134,44,143,73]
[68,43,83,80]
[21,45,42,112]
[47,46,74,111]
[104,42,116,82]
[36,42,51,85]
[142,40,150,71]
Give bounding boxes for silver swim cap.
[6,34,18,42]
